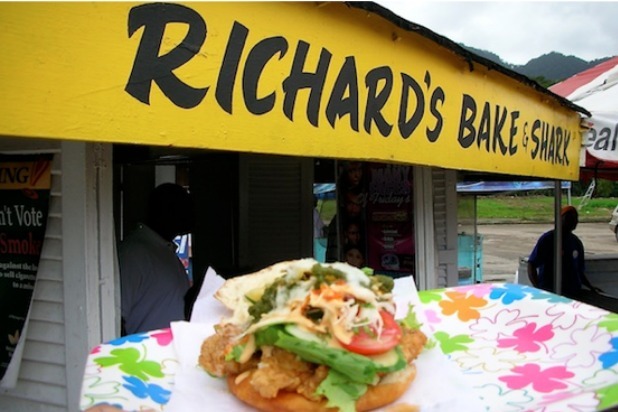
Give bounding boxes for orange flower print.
[439,291,487,321]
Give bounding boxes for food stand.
[0,2,591,411]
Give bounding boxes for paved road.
[478,222,617,283]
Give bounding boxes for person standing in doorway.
[119,183,194,335]
[527,205,603,300]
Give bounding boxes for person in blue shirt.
[527,205,602,299]
[119,183,194,335]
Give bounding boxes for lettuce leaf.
[254,325,412,410]
[316,369,367,412]
[400,304,435,348]
[400,303,423,330]
[254,325,379,384]
[224,344,244,362]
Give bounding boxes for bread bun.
[215,260,292,309]
[227,365,417,412]
[215,259,316,325]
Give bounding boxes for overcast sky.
[376,1,618,65]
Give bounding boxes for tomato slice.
[339,310,402,355]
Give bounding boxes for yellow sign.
[0,159,51,190]
[0,2,582,180]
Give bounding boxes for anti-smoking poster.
[0,155,52,381]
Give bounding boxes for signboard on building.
[0,2,583,180]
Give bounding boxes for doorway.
[113,145,314,289]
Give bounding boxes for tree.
[531,76,555,88]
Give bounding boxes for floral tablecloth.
[418,283,618,411]
[80,283,618,411]
[81,328,178,410]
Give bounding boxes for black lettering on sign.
[125,3,208,108]
[478,102,491,151]
[398,73,424,139]
[563,129,571,164]
[282,41,332,127]
[530,120,540,158]
[0,167,29,184]
[509,111,519,155]
[216,22,249,114]
[549,127,557,163]
[457,95,519,155]
[537,121,549,160]
[529,120,570,165]
[589,124,618,151]
[556,128,565,164]
[243,36,289,115]
[427,86,445,142]
[326,57,360,131]
[118,4,501,147]
[458,94,476,148]
[491,105,508,154]
[364,67,394,137]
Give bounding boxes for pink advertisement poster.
[365,163,415,277]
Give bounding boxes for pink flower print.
[538,390,599,410]
[423,309,442,324]
[90,345,101,355]
[499,363,574,393]
[470,308,530,341]
[455,283,493,298]
[497,322,554,353]
[151,328,173,346]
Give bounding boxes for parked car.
[610,204,618,242]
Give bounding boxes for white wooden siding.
[61,142,118,411]
[0,141,117,412]
[432,168,459,287]
[413,166,436,290]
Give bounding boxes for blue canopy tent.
[457,180,571,194]
[314,181,571,197]
[313,183,337,200]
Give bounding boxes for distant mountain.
[463,47,512,68]
[517,52,593,82]
[462,45,613,86]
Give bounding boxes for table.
[80,283,618,411]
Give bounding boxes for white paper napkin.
[188,266,227,324]
[166,269,485,411]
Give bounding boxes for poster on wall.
[0,155,52,381]
[330,161,415,279]
[366,163,415,278]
